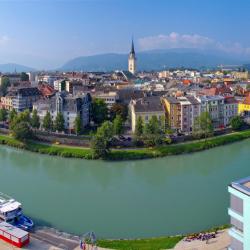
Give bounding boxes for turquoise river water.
[0,140,250,239]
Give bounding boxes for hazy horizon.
[1,0,250,69]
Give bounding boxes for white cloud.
[0,35,10,45]
[138,32,250,55]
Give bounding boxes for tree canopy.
[0,108,8,122]
[91,98,108,125]
[54,112,65,132]
[230,116,244,131]
[113,115,124,135]
[193,112,213,139]
[43,111,53,131]
[30,109,40,129]
[110,103,128,121]
[91,121,113,159]
[74,114,82,135]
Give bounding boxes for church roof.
[130,39,135,55]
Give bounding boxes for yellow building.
[129,96,165,133]
[0,96,13,110]
[232,71,249,80]
[238,95,250,115]
[162,96,181,130]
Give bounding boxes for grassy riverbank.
[1,129,250,160]
[96,225,229,250]
[108,129,250,160]
[97,235,183,250]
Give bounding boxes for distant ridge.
[60,48,248,72]
[0,63,35,73]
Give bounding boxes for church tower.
[128,39,136,74]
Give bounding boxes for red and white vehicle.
[0,222,29,248]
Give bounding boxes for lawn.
[97,236,183,250]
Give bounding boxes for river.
[0,140,250,239]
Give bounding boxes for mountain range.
[1,49,249,73]
[0,63,34,73]
[60,48,249,71]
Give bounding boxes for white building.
[33,92,91,132]
[196,95,225,128]
[228,176,250,250]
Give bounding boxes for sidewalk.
[169,230,231,250]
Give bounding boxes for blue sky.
[0,0,250,69]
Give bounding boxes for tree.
[9,109,17,129]
[91,98,108,125]
[135,116,144,137]
[54,112,65,132]
[74,114,82,135]
[230,116,244,131]
[110,103,128,121]
[18,109,30,123]
[43,111,53,131]
[0,77,10,96]
[0,108,8,122]
[142,116,164,147]
[91,121,113,159]
[30,109,40,129]
[91,135,109,159]
[20,72,29,81]
[145,115,161,134]
[9,110,30,131]
[193,112,213,139]
[113,115,124,135]
[12,122,32,141]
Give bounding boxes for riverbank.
[1,129,250,160]
[96,225,229,250]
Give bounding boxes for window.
[231,217,243,232]
[230,194,243,215]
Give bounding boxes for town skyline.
[1,0,250,69]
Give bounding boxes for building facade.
[196,95,225,128]
[33,92,91,132]
[162,96,200,133]
[238,95,250,116]
[224,96,238,126]
[6,87,42,112]
[228,177,250,250]
[129,96,165,133]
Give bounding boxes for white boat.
[0,192,34,231]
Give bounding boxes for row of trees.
[134,115,168,147]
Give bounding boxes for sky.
[1,0,250,69]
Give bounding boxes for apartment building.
[238,95,250,116]
[92,91,119,108]
[224,96,238,126]
[4,87,42,112]
[196,95,225,128]
[162,96,200,133]
[0,74,21,86]
[228,177,250,250]
[130,96,165,133]
[33,92,91,132]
